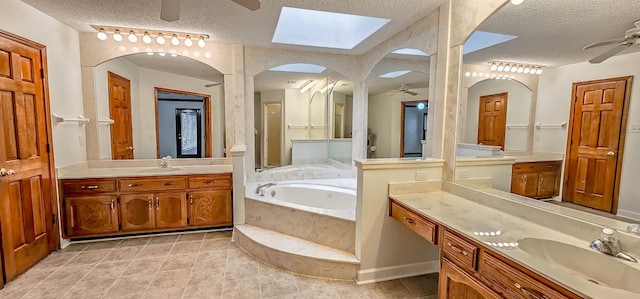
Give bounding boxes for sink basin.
[140,167,181,173]
[518,238,640,293]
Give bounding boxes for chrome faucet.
[589,227,637,262]
[159,156,171,168]
[255,182,275,196]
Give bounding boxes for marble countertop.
[57,164,233,179]
[504,151,564,163]
[390,190,640,299]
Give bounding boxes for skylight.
[379,70,411,78]
[268,63,327,74]
[463,31,517,55]
[272,7,390,50]
[392,48,429,56]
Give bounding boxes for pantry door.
[0,30,58,283]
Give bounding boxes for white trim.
[356,260,439,285]
[617,209,640,222]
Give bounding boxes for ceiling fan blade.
[160,0,181,22]
[231,0,260,11]
[405,91,419,96]
[204,82,223,87]
[589,43,632,63]
[583,38,626,50]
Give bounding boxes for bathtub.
[246,180,356,221]
[257,164,339,173]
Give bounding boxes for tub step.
[235,224,359,280]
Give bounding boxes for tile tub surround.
[0,231,438,298]
[389,183,640,299]
[56,158,233,179]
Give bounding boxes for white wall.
[466,79,532,151]
[535,51,640,219]
[260,89,286,166]
[1,0,85,167]
[368,88,429,158]
[285,88,310,164]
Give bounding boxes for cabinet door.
[65,195,119,237]
[537,171,560,198]
[439,258,501,299]
[120,193,155,231]
[155,192,187,229]
[188,190,232,226]
[511,174,538,198]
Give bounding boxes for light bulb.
[490,63,497,71]
[511,66,518,72]
[171,34,180,46]
[517,67,524,73]
[536,69,543,74]
[128,31,137,43]
[143,32,152,44]
[171,53,178,57]
[112,30,123,42]
[146,52,154,56]
[465,72,471,77]
[97,29,107,40]
[472,72,477,77]
[184,35,193,47]
[197,36,206,48]
[158,52,166,57]
[497,65,504,71]
[511,0,525,5]
[156,33,166,45]
[523,68,530,74]
[504,65,511,72]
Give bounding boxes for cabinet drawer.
[390,201,437,244]
[443,230,479,271]
[119,177,186,192]
[62,180,117,194]
[539,161,562,172]
[188,174,232,189]
[479,252,567,299]
[512,162,539,174]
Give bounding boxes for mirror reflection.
[93,53,226,160]
[455,2,640,224]
[253,65,353,172]
[367,49,430,158]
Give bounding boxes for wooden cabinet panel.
[439,258,501,299]
[189,190,232,226]
[188,174,232,189]
[511,161,562,199]
[538,171,560,198]
[64,195,119,237]
[155,192,187,229]
[62,179,116,194]
[443,230,479,272]
[120,193,154,231]
[390,200,437,244]
[119,177,186,192]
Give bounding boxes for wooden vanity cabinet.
[60,173,231,238]
[439,258,501,299]
[511,161,562,199]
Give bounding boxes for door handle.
[155,197,159,210]
[126,146,135,150]
[148,198,152,210]
[0,168,15,176]
[607,151,615,157]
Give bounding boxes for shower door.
[175,108,202,158]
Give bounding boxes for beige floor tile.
[83,239,122,251]
[182,283,223,299]
[200,238,231,252]
[105,245,144,261]
[122,257,164,276]
[148,234,179,245]
[66,249,111,265]
[85,260,131,278]
[38,265,92,286]
[370,279,416,299]
[160,253,197,271]
[260,274,298,298]
[205,230,232,240]
[221,278,261,299]
[58,243,88,253]
[194,250,228,268]
[118,237,151,247]
[224,261,260,281]
[33,252,77,269]
[2,266,57,292]
[227,248,256,264]
[187,267,225,286]
[169,240,203,255]
[401,273,439,297]
[0,288,31,299]
[143,268,191,298]
[103,272,155,298]
[295,275,337,297]
[137,243,173,259]
[332,280,377,299]
[177,232,206,242]
[65,276,117,298]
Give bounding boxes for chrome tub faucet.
[255,182,275,196]
[589,227,637,263]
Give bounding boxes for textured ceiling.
[123,54,224,82]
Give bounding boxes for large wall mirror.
[93,53,226,160]
[367,49,430,158]
[454,1,640,227]
[253,64,353,173]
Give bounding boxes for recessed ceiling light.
[272,7,390,49]
[268,63,327,74]
[463,31,517,55]
[379,70,411,78]
[391,48,429,56]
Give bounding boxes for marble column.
[351,80,368,163]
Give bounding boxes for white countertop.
[390,190,640,299]
[57,164,233,179]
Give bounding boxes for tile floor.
[0,231,439,299]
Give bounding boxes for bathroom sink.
[518,238,640,293]
[140,167,181,173]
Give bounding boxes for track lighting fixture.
[92,25,209,49]
[143,32,152,44]
[97,29,107,40]
[128,31,137,43]
[156,33,166,45]
[197,36,206,48]
[171,34,180,46]
[184,35,193,47]
[112,30,123,42]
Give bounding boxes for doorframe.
[154,87,211,158]
[175,108,203,158]
[400,100,429,157]
[562,76,633,214]
[107,71,133,159]
[0,30,60,253]
[477,92,508,150]
[262,101,284,168]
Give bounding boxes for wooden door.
[564,77,631,212]
[264,103,282,167]
[478,93,507,149]
[439,258,500,299]
[108,71,134,159]
[64,196,119,236]
[0,31,57,282]
[188,190,232,226]
[155,192,187,229]
[120,193,155,231]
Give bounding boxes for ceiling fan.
[583,20,640,64]
[204,81,223,87]
[161,0,260,22]
[389,84,420,96]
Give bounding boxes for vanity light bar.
[90,25,209,48]
[464,71,516,80]
[489,61,544,75]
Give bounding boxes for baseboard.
[617,209,640,222]
[356,260,439,285]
